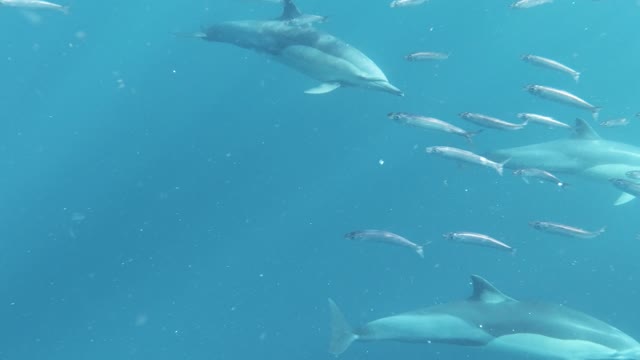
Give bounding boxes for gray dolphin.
[185,0,403,96]
[490,118,640,205]
[329,275,640,359]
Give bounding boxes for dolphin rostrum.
[329,275,640,359]
[187,0,403,96]
[490,118,640,205]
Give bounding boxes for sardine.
[609,178,640,197]
[513,168,568,188]
[443,232,515,253]
[425,146,509,176]
[405,52,449,61]
[521,54,580,82]
[0,0,68,13]
[517,113,571,130]
[388,112,481,142]
[525,84,601,120]
[511,0,553,8]
[390,0,427,7]
[459,112,527,130]
[625,170,640,180]
[345,230,424,258]
[529,221,605,239]
[599,118,629,128]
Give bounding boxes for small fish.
[388,112,481,142]
[425,146,509,176]
[459,112,527,130]
[529,221,605,239]
[405,52,449,61]
[517,113,571,130]
[390,0,427,7]
[609,178,640,197]
[0,0,68,13]
[443,232,515,253]
[521,54,580,82]
[626,170,640,180]
[345,230,424,258]
[286,14,328,27]
[513,168,568,188]
[599,118,629,128]
[511,0,553,8]
[525,85,601,120]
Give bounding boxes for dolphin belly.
[358,313,492,345]
[484,333,621,360]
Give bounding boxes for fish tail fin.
[328,298,358,356]
[558,182,569,189]
[496,158,511,176]
[510,248,517,257]
[464,129,483,143]
[598,226,607,235]
[592,107,602,121]
[573,72,580,83]
[416,245,424,258]
[60,6,70,15]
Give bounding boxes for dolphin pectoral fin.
[328,298,358,356]
[613,192,636,206]
[304,82,341,95]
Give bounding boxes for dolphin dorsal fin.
[469,275,515,303]
[572,118,601,140]
[279,0,302,21]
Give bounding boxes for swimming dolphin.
[187,0,403,96]
[329,275,640,359]
[490,118,640,205]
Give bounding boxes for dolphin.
[187,0,403,96]
[489,118,640,205]
[329,275,640,359]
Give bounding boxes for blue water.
[0,0,639,359]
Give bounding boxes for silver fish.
[388,112,481,142]
[609,178,640,197]
[345,230,424,258]
[459,112,527,130]
[525,85,601,120]
[599,118,629,128]
[405,52,449,61]
[626,170,640,180]
[521,54,580,82]
[513,168,568,188]
[517,113,571,130]
[443,232,515,253]
[425,146,509,176]
[529,221,605,239]
[511,0,553,8]
[0,0,68,13]
[390,0,427,7]
[286,13,328,27]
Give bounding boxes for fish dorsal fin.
[469,275,515,304]
[279,0,302,21]
[572,118,601,140]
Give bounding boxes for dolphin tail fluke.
[328,298,358,356]
[573,72,581,83]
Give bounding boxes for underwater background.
[0,0,639,359]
